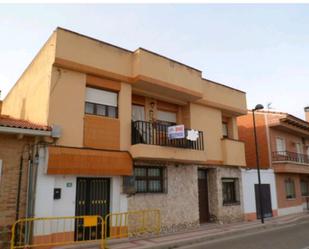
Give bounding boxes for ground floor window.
[285,178,296,199]
[301,179,309,196]
[222,178,240,205]
[134,166,165,193]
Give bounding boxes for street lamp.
[252,104,265,224]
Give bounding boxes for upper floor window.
[222,122,228,138]
[157,110,177,126]
[85,87,118,118]
[276,137,286,155]
[132,104,145,121]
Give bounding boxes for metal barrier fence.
[104,209,160,246]
[10,215,104,249]
[10,210,161,249]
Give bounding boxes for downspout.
[30,145,40,218]
[15,155,24,221]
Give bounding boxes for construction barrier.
[10,215,104,249]
[10,210,161,249]
[104,209,160,247]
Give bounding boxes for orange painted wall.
[237,113,270,169]
[83,115,120,150]
[275,173,303,209]
[47,146,132,175]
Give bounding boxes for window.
[301,179,309,196]
[285,178,296,199]
[222,122,228,138]
[85,87,118,118]
[157,110,177,126]
[134,166,164,193]
[276,137,286,155]
[222,178,240,205]
[132,105,145,121]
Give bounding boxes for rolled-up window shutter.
[86,87,117,107]
[157,110,176,123]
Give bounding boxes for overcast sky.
[0,4,308,119]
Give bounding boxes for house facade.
[238,110,309,220]
[1,27,247,240]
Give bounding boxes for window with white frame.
[276,137,286,155]
[85,87,118,118]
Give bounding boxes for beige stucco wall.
[221,139,246,166]
[55,28,133,78]
[119,83,132,150]
[1,32,57,124]
[130,144,207,164]
[199,80,247,115]
[190,103,223,162]
[128,163,199,232]
[132,49,203,94]
[48,67,86,146]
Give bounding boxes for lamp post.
[252,104,265,224]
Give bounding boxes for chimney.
[305,106,309,122]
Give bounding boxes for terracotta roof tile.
[0,115,51,131]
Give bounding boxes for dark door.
[198,169,210,223]
[255,184,272,219]
[75,178,110,241]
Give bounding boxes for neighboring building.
[0,113,52,247]
[1,27,247,242]
[238,109,309,219]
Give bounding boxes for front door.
[255,184,272,219]
[198,170,210,223]
[75,178,110,240]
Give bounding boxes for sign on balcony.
[187,129,199,141]
[168,124,185,139]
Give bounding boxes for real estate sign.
[168,124,185,139]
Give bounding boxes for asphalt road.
[179,220,309,249]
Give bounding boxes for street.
[179,220,309,249]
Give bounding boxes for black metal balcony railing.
[272,151,309,164]
[132,120,204,150]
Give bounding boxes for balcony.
[131,120,204,150]
[221,138,246,167]
[272,151,309,174]
[130,120,207,164]
[272,151,309,164]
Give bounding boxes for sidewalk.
[60,212,309,249]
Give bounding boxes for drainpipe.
[15,155,24,221]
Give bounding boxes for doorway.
[198,169,210,223]
[255,184,273,219]
[75,178,110,240]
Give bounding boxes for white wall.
[278,205,304,216]
[33,147,128,235]
[241,169,278,214]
